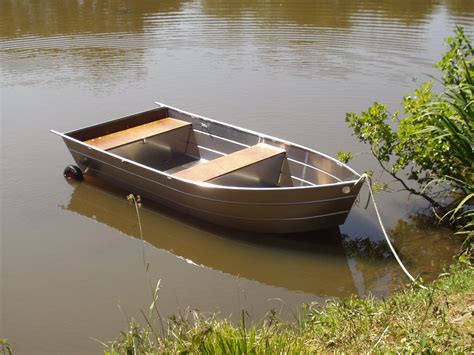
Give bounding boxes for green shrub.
[344,27,473,242]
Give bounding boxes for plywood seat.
[85,117,191,150]
[173,143,285,182]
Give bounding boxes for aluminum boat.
[52,102,363,233]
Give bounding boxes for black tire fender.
[63,165,84,181]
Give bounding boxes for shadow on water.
[62,175,404,297]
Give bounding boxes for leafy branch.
[343,27,473,238]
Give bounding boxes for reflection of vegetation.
[201,0,440,27]
[3,0,468,40]
[0,0,187,38]
[389,214,461,273]
[367,0,437,25]
[104,264,473,353]
[0,0,189,87]
[342,236,391,259]
[445,0,474,16]
[202,0,358,28]
[344,213,461,295]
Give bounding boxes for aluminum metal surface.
[52,103,363,233]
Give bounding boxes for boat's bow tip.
[50,129,62,136]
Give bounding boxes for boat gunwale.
[63,146,361,206]
[50,102,361,191]
[193,129,342,183]
[156,101,360,176]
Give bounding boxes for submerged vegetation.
[343,27,473,246]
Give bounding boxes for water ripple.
[1,1,472,85]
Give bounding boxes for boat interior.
[67,107,357,188]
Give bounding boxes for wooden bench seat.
[173,143,285,182]
[85,117,191,150]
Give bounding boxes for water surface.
[1,1,472,354]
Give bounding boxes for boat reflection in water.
[63,176,366,296]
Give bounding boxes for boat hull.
[63,137,363,233]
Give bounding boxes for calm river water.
[1,1,473,354]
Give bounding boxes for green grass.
[103,262,473,354]
[0,338,13,355]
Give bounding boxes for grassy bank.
[104,262,473,354]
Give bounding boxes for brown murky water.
[1,1,472,354]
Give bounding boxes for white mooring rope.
[356,173,427,289]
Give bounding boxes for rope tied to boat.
[356,173,427,289]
